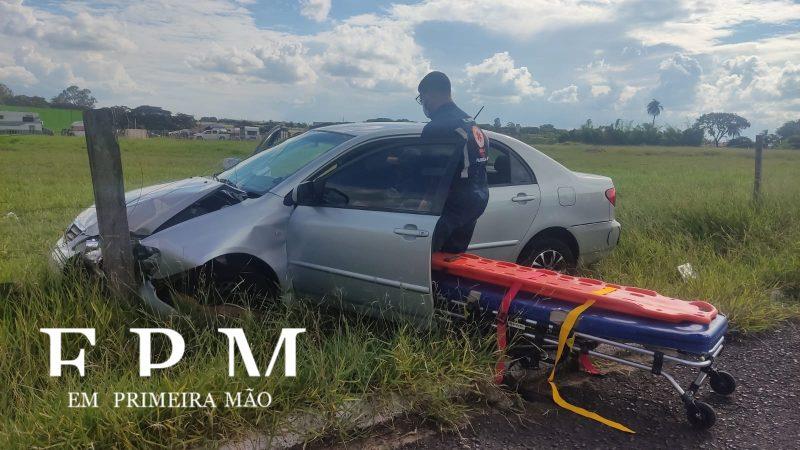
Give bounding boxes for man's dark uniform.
[422,101,489,253]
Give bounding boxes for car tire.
[518,237,577,273]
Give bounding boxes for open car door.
[286,137,460,325]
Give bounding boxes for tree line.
[496,99,799,149]
[0,83,97,110]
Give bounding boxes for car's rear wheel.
[518,237,577,273]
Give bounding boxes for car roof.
[314,121,515,144]
[314,121,424,137]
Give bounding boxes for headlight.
[84,237,100,250]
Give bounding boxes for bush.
[557,120,704,146]
[727,136,754,148]
[788,135,800,149]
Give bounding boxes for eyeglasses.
[415,94,423,105]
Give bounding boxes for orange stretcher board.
[431,253,717,324]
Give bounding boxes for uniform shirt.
[421,101,489,203]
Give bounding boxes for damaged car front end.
[51,176,258,310]
[51,129,356,312]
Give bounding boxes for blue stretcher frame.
[433,273,736,429]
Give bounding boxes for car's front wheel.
[518,237,577,273]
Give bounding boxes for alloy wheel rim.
[531,249,566,271]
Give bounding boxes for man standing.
[417,71,489,254]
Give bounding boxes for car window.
[220,130,353,195]
[318,142,459,214]
[486,142,536,186]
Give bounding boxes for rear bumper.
[568,220,621,265]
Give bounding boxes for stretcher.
[432,268,737,431]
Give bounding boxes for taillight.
[605,187,616,206]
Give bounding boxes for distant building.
[123,129,148,139]
[0,110,44,134]
[69,121,85,137]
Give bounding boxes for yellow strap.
[591,286,618,295]
[547,300,635,433]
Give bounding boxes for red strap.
[494,282,522,384]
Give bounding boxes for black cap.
[418,71,451,95]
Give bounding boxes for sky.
[1,0,799,135]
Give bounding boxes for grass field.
[0,104,84,133]
[1,135,799,448]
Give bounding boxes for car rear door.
[286,138,460,325]
[470,141,541,260]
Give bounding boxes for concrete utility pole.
[754,134,764,204]
[83,108,137,297]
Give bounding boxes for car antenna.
[473,105,485,121]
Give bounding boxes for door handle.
[394,226,430,238]
[511,193,536,203]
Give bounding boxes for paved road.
[406,322,800,449]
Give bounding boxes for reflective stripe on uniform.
[454,127,469,178]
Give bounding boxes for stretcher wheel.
[686,401,716,429]
[709,370,736,395]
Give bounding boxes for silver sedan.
[52,122,620,322]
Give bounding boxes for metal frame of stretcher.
[437,293,736,430]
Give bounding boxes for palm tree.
[647,99,663,125]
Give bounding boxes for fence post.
[753,134,763,204]
[83,109,137,297]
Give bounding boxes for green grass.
[1,136,799,447]
[0,105,84,133]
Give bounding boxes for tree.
[493,117,501,128]
[0,83,12,102]
[5,95,49,107]
[51,85,97,109]
[694,113,751,147]
[727,136,754,148]
[172,113,196,130]
[776,120,800,140]
[647,99,663,125]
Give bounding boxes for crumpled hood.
[74,177,224,237]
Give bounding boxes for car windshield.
[218,130,353,195]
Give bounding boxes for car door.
[286,138,460,324]
[470,141,541,260]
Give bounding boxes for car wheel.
[519,237,577,272]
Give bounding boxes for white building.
[69,121,85,137]
[0,111,44,134]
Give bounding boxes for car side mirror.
[221,157,241,170]
[284,181,317,206]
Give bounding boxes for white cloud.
[0,1,135,52]
[591,85,612,97]
[616,85,642,106]
[187,41,317,84]
[548,85,579,104]
[627,0,800,52]
[314,20,430,91]
[464,52,545,103]
[300,0,332,22]
[651,53,703,107]
[0,65,37,85]
[390,0,620,39]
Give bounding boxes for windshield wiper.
[212,175,261,198]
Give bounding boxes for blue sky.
[2,0,799,136]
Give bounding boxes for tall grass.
[0,269,496,448]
